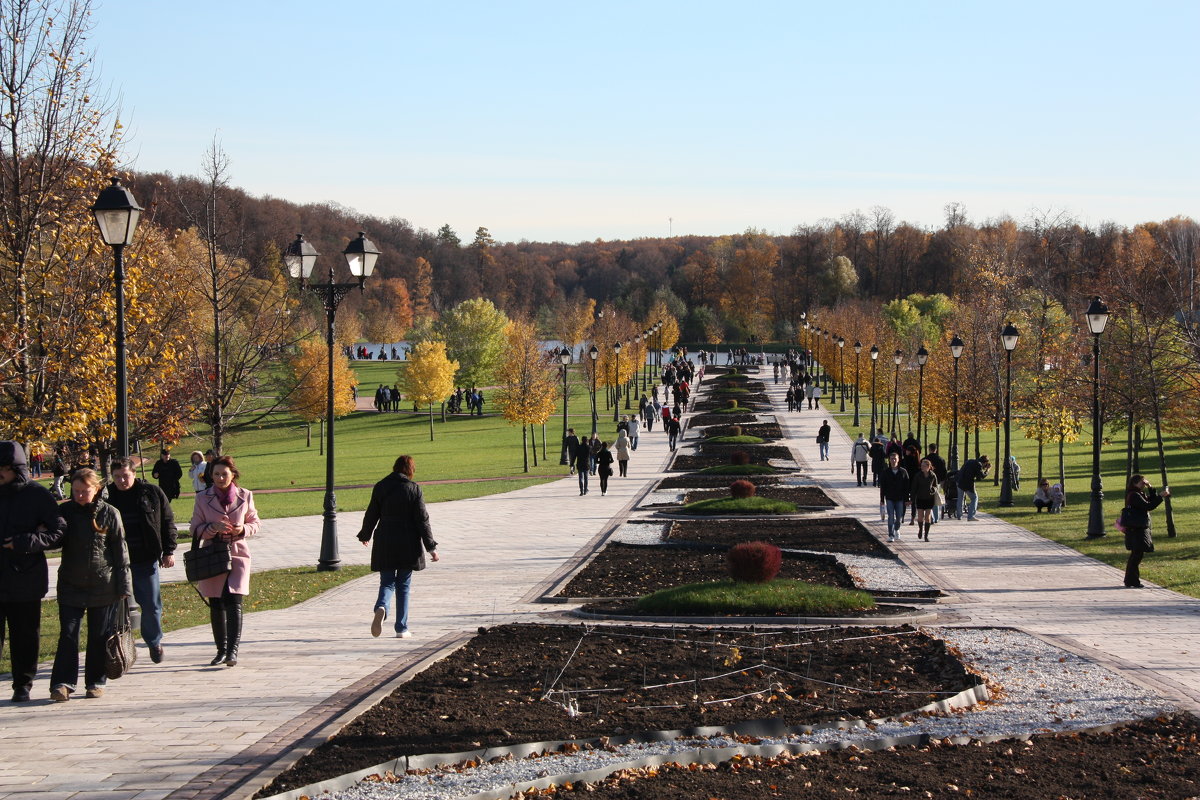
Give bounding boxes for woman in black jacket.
[596,442,615,496]
[1123,474,1169,589]
[50,468,132,701]
[358,455,439,638]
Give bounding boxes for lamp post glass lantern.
[612,341,622,422]
[1086,297,1110,537]
[589,345,599,436]
[915,345,928,445]
[869,345,879,434]
[838,337,846,412]
[852,341,862,427]
[891,350,902,437]
[91,178,143,458]
[284,231,381,571]
[558,347,572,465]
[999,322,1019,507]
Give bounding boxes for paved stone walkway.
[4,371,1200,800]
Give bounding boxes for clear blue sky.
[91,0,1198,244]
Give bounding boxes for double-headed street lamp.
[949,334,965,472]
[626,336,636,409]
[999,322,1020,507]
[915,346,929,444]
[869,345,880,433]
[1085,297,1110,538]
[612,341,622,422]
[838,337,846,412]
[852,341,863,427]
[558,347,572,465]
[91,178,144,458]
[285,231,381,571]
[589,345,599,436]
[891,349,903,436]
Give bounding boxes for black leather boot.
[224,602,243,667]
[209,603,226,666]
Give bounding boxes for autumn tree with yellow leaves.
[403,341,458,441]
[494,319,559,471]
[284,338,359,423]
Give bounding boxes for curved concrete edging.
[652,508,835,520]
[258,682,987,800]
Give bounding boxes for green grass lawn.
[35,565,372,663]
[826,394,1200,598]
[636,579,875,615]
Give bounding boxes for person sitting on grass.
[1034,479,1053,512]
[1049,482,1065,513]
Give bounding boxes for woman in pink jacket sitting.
[189,455,259,666]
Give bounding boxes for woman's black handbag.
[105,599,138,680]
[184,537,232,582]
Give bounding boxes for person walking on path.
[614,430,631,477]
[0,440,67,702]
[627,415,640,451]
[359,455,439,639]
[151,450,183,501]
[190,456,259,666]
[1122,474,1169,589]
[564,428,579,475]
[869,438,887,487]
[666,414,681,451]
[50,468,132,701]
[878,452,910,543]
[188,451,207,493]
[50,446,68,500]
[957,455,990,521]
[596,442,615,496]
[910,458,940,541]
[925,444,947,522]
[850,434,870,486]
[106,457,176,664]
[573,437,591,495]
[817,420,831,461]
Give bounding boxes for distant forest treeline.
[128,171,1199,343]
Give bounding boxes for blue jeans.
[374,570,413,634]
[959,488,980,520]
[131,560,163,648]
[885,499,907,539]
[578,469,589,494]
[818,441,829,460]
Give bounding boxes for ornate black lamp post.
[949,334,964,472]
[91,178,144,458]
[285,231,380,571]
[589,345,599,436]
[558,346,572,465]
[1085,297,1110,538]
[612,341,622,422]
[891,349,903,436]
[838,336,846,412]
[869,345,880,433]
[626,336,636,409]
[852,341,863,427]
[640,330,649,395]
[999,322,1020,507]
[915,346,929,444]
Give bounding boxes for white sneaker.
[396,630,413,639]
[371,607,385,638]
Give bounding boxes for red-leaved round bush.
[730,479,756,499]
[727,541,782,583]
[730,450,750,466]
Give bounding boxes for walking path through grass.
[6,371,1200,800]
[766,376,1200,711]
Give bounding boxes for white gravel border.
[306,626,1174,800]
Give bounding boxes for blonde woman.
[50,469,131,701]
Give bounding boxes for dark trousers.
[599,473,610,493]
[51,603,115,692]
[618,459,628,477]
[854,462,868,485]
[1125,550,1145,587]
[0,600,42,693]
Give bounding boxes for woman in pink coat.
[189,455,259,667]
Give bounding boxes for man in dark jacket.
[0,440,68,701]
[358,455,439,638]
[106,457,176,664]
[151,450,183,501]
[878,452,910,543]
[957,455,990,521]
[666,415,682,451]
[564,428,580,475]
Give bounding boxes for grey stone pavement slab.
[5,370,1200,799]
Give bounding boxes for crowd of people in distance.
[347,344,406,361]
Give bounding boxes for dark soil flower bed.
[671,445,795,471]
[702,422,783,439]
[688,411,761,426]
[669,518,892,557]
[555,542,854,598]
[655,473,788,491]
[680,486,835,508]
[580,598,918,620]
[256,623,977,796]
[692,396,772,412]
[552,714,1200,800]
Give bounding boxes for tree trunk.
[319,417,324,456]
[441,401,447,423]
[1058,435,1066,499]
[531,425,538,467]
[428,404,435,441]
[1125,410,1135,484]
[306,423,311,448]
[542,423,547,460]
[521,425,529,472]
[1036,439,1044,484]
[993,417,1001,486]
